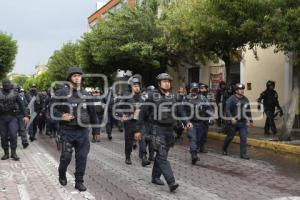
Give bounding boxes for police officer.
[51,66,100,191]
[91,87,104,143]
[136,73,192,192]
[186,82,202,164]
[25,84,42,141]
[0,80,29,160]
[198,83,214,153]
[104,88,115,141]
[258,80,283,135]
[118,76,145,165]
[222,83,253,160]
[216,81,229,127]
[16,86,30,149]
[139,85,156,166]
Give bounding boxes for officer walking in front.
[0,80,29,160]
[258,80,283,135]
[51,66,99,191]
[222,83,253,160]
[136,73,192,192]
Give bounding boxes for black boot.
[1,149,9,160]
[148,153,155,162]
[11,149,20,161]
[75,182,87,192]
[125,157,132,165]
[191,152,199,165]
[22,142,29,149]
[91,135,96,143]
[240,154,250,160]
[141,155,151,167]
[169,182,179,192]
[107,134,112,141]
[222,147,228,156]
[151,178,165,185]
[59,174,67,186]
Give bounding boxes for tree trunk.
[222,54,232,84]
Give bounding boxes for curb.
[208,132,300,155]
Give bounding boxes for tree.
[79,1,168,85]
[161,0,277,83]
[10,74,29,88]
[47,42,81,82]
[0,32,17,80]
[263,0,300,72]
[35,71,52,89]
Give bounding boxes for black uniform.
[16,90,29,148]
[258,87,282,135]
[51,67,99,191]
[0,80,27,160]
[138,88,187,191]
[25,89,42,141]
[52,86,99,185]
[118,92,144,163]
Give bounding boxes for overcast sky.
[0,0,106,75]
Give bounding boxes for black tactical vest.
[152,91,176,125]
[0,90,18,114]
[61,88,90,127]
[186,94,202,121]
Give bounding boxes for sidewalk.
[0,140,96,200]
[208,126,300,155]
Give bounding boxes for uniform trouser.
[139,123,154,159]
[223,122,248,156]
[49,120,59,136]
[28,117,38,138]
[200,122,209,149]
[17,115,28,144]
[264,110,277,134]
[37,113,46,132]
[105,112,114,136]
[58,128,90,183]
[124,121,136,158]
[152,126,175,185]
[188,122,207,154]
[0,115,19,151]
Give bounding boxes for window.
[188,67,200,85]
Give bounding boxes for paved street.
[1,129,300,200]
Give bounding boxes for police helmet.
[156,73,173,81]
[190,82,199,90]
[66,66,83,81]
[266,80,275,87]
[146,85,156,91]
[233,83,245,91]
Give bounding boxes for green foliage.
[23,77,35,91]
[79,3,167,84]
[10,74,29,88]
[47,42,81,81]
[0,32,17,80]
[263,0,300,68]
[161,0,276,81]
